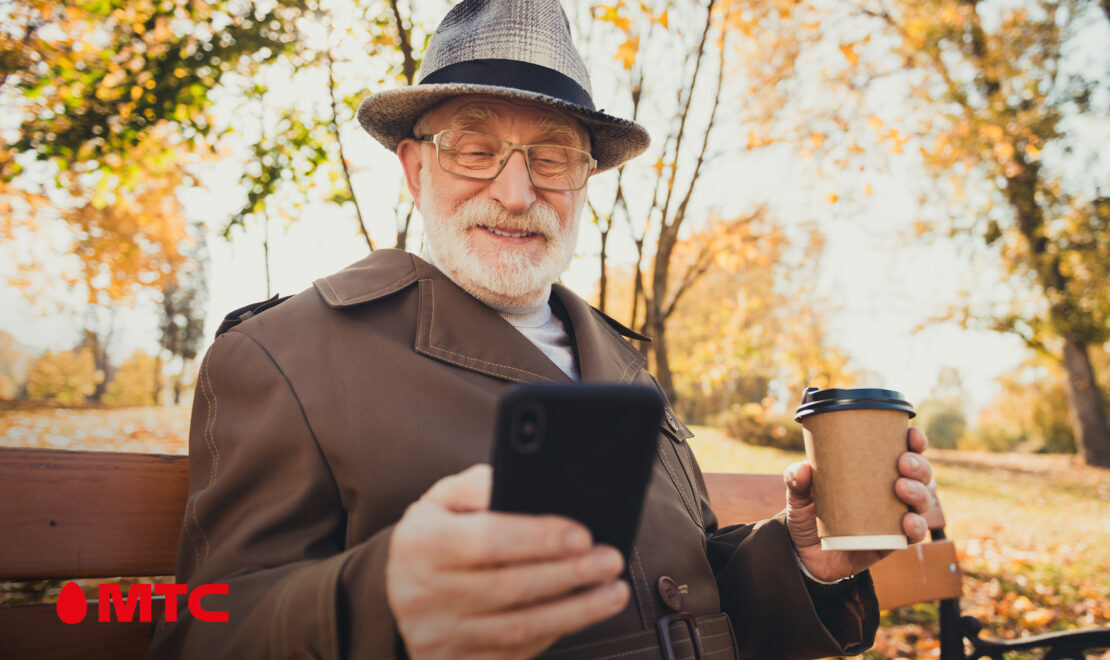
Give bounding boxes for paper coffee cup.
[794,387,916,551]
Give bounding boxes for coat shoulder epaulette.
[215,294,292,337]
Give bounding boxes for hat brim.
[357,83,650,173]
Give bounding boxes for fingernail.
[907,456,920,471]
[565,528,590,552]
[598,548,622,573]
[608,581,629,606]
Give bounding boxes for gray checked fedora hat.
[357,0,650,172]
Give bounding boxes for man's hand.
[385,464,630,660]
[784,427,934,582]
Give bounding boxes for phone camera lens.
[513,407,544,453]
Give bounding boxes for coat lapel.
[412,273,572,384]
[313,250,648,385]
[551,284,649,384]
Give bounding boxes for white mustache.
[454,197,560,239]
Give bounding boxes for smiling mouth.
[479,225,539,239]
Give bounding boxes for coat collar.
[312,249,648,384]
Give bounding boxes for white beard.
[420,180,579,310]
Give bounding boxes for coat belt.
[537,612,737,660]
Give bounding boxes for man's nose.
[488,149,537,213]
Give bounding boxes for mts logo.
[56,581,229,624]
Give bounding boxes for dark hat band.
[419,59,596,111]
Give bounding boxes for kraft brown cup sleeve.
[802,408,909,550]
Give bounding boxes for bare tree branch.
[325,37,374,251]
[388,0,417,85]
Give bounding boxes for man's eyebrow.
[447,105,503,131]
[532,117,586,149]
[446,105,587,149]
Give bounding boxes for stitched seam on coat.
[539,630,651,656]
[678,648,733,660]
[670,440,704,529]
[421,279,557,381]
[322,274,417,306]
[319,564,335,659]
[657,436,699,523]
[319,276,340,304]
[591,308,647,368]
[631,546,655,626]
[189,353,217,568]
[231,332,335,489]
[590,646,659,660]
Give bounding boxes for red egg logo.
[56,582,88,624]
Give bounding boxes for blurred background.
[3,0,1109,462]
[2,1,1109,655]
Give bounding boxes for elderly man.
[152,1,935,658]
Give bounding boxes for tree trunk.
[1060,338,1110,468]
[598,226,609,314]
[643,301,677,405]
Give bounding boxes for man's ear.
[397,139,425,211]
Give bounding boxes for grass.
[687,425,1110,659]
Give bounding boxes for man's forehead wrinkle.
[447,103,504,130]
[437,98,587,148]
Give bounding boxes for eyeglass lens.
[436,130,591,191]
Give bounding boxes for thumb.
[421,463,492,513]
[784,462,820,549]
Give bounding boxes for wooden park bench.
[1,446,1108,659]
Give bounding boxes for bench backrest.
[0,447,964,658]
[701,473,963,611]
[0,447,186,659]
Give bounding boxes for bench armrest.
[961,614,1110,660]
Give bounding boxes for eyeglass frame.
[415,129,598,192]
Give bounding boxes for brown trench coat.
[150,249,878,659]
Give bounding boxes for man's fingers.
[434,510,593,568]
[908,426,929,454]
[421,463,493,513]
[895,477,932,515]
[902,512,929,544]
[440,545,625,613]
[458,580,631,652]
[784,462,812,496]
[898,450,934,486]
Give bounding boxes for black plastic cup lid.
[794,387,916,422]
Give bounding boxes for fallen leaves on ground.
[0,404,189,454]
[687,427,1110,660]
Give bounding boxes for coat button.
[657,575,684,611]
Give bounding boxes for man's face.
[398,95,591,310]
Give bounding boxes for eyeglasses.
[416,130,596,192]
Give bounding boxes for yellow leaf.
[863,183,873,196]
[1023,608,1055,627]
[810,133,825,149]
[653,9,668,28]
[129,86,143,101]
[839,43,859,66]
[867,115,884,130]
[652,157,665,175]
[615,35,639,70]
[826,193,839,204]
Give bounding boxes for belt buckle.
[655,611,705,660]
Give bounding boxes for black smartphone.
[490,384,663,559]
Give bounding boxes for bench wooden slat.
[0,599,164,660]
[704,472,964,612]
[870,540,963,610]
[702,472,785,522]
[0,448,188,579]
